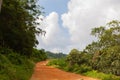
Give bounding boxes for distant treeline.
[46,51,67,59]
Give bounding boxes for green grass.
[84,70,120,80]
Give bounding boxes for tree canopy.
[0,0,43,56]
[66,20,120,76]
[85,20,120,75]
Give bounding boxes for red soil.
[30,61,99,80]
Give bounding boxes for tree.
[0,0,2,11]
[0,0,44,56]
[67,49,91,66]
[91,20,120,48]
[67,49,81,66]
[32,48,47,62]
[46,51,66,59]
[90,20,120,75]
[84,41,101,54]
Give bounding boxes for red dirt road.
[30,61,99,80]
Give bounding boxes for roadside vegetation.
[0,48,47,80]
[48,58,120,80]
[0,0,47,80]
[48,20,120,80]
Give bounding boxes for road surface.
[30,61,99,80]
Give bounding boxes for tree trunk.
[0,0,2,12]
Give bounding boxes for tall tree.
[0,0,2,11]
[0,0,43,56]
[90,20,120,75]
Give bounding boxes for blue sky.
[38,0,69,15]
[37,0,120,54]
[38,0,70,37]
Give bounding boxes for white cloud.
[37,0,120,53]
[41,12,60,45]
[37,12,70,53]
[61,0,120,50]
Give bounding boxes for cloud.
[37,12,70,53]
[37,0,120,53]
[61,0,120,50]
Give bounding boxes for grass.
[84,70,120,80]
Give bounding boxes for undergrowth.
[0,48,46,80]
[48,59,120,80]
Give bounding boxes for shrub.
[0,48,34,80]
[84,70,120,80]
[47,59,67,69]
[31,49,47,62]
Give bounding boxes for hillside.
[46,51,67,59]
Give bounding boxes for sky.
[37,0,120,54]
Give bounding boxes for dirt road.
[30,61,99,80]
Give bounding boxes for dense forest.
[0,0,47,80]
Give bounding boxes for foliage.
[48,58,120,80]
[66,49,92,67]
[64,20,120,78]
[0,0,44,56]
[47,59,68,70]
[48,58,92,73]
[46,51,67,59]
[0,47,47,80]
[66,49,81,66]
[84,70,120,80]
[31,48,47,62]
[90,20,120,76]
[0,48,34,80]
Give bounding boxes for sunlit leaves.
[90,20,120,75]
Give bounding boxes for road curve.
[30,61,99,80]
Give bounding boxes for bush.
[31,49,47,62]
[0,48,34,80]
[0,54,15,80]
[78,64,92,73]
[47,59,67,69]
[84,70,120,80]
[48,59,92,74]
